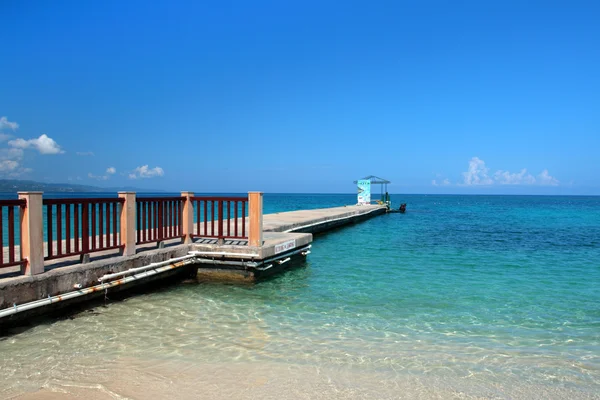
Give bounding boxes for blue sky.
[0,0,598,194]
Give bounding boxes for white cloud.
[462,157,493,186]
[89,167,117,181]
[0,148,30,177]
[76,151,95,156]
[537,169,559,186]
[0,116,19,131]
[432,178,451,186]
[129,165,164,179]
[2,148,24,159]
[458,157,559,187]
[8,134,64,154]
[0,119,62,176]
[494,169,536,185]
[0,160,19,172]
[88,172,108,181]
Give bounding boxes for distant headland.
[0,179,163,193]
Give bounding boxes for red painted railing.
[0,199,26,269]
[191,196,248,240]
[136,197,184,245]
[43,198,124,260]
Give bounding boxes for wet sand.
[6,358,600,400]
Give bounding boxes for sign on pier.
[357,180,371,205]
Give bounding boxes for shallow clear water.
[1,194,599,399]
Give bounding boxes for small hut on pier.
[353,175,391,207]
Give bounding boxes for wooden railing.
[191,196,248,240]
[43,198,124,260]
[1,191,263,277]
[136,197,184,245]
[0,199,26,270]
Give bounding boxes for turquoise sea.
[1,194,599,399]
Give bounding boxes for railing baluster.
[160,200,163,239]
[56,204,62,256]
[145,201,150,242]
[172,200,176,236]
[105,202,111,249]
[195,200,200,236]
[91,202,97,250]
[168,201,175,238]
[227,201,231,237]
[146,201,150,242]
[170,201,174,237]
[166,201,170,238]
[211,201,215,237]
[172,201,176,237]
[234,201,239,237]
[8,206,15,263]
[19,204,25,263]
[164,200,168,238]
[149,201,152,241]
[47,204,53,258]
[74,204,80,252]
[164,201,168,238]
[242,200,246,238]
[113,202,118,247]
[154,201,159,241]
[99,203,104,249]
[82,202,89,253]
[177,200,180,236]
[203,200,208,237]
[66,204,71,254]
[136,201,141,244]
[152,201,160,240]
[218,200,224,239]
[166,200,169,238]
[153,201,156,240]
[143,201,148,243]
[178,200,183,236]
[158,200,163,240]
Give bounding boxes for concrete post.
[248,191,263,247]
[181,191,194,244]
[18,192,44,275]
[118,192,136,256]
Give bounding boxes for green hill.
[0,179,162,193]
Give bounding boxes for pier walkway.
[264,205,386,233]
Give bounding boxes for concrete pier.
[0,203,386,324]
